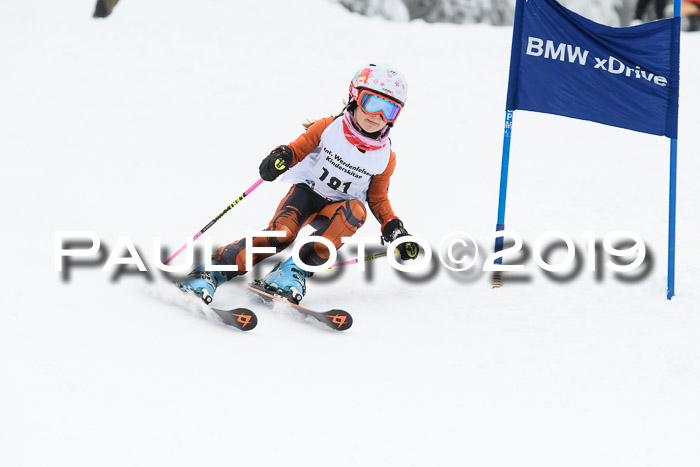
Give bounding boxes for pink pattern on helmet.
[349,63,408,106]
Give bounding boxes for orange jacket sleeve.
[367,149,398,228]
[287,117,336,166]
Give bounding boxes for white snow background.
[2,0,699,466]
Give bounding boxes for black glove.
[381,218,420,260]
[259,145,293,182]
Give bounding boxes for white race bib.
[282,118,392,202]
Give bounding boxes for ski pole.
[325,251,389,272]
[164,178,264,265]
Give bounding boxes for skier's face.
[354,106,389,133]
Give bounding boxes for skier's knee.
[269,224,298,247]
[343,200,366,229]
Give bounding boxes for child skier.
[179,63,420,304]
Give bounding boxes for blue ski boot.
[263,256,310,304]
[178,258,229,304]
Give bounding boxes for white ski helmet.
[349,63,408,107]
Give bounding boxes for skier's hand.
[381,218,420,261]
[259,145,293,181]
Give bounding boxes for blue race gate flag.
[506,0,680,138]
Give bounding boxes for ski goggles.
[357,89,402,123]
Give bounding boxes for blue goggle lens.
[359,93,401,122]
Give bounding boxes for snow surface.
[2,0,700,466]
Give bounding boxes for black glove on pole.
[259,145,293,181]
[382,218,420,260]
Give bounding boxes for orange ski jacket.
[286,116,398,229]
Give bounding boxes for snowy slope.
[2,1,700,466]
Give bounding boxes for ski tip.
[214,307,258,331]
[323,309,352,331]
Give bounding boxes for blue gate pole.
[668,138,677,299]
[494,110,514,265]
[668,0,680,300]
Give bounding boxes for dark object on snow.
[634,0,668,21]
[690,15,700,31]
[686,0,700,31]
[93,0,120,18]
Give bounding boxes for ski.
[208,304,258,331]
[245,280,352,331]
[180,293,258,331]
